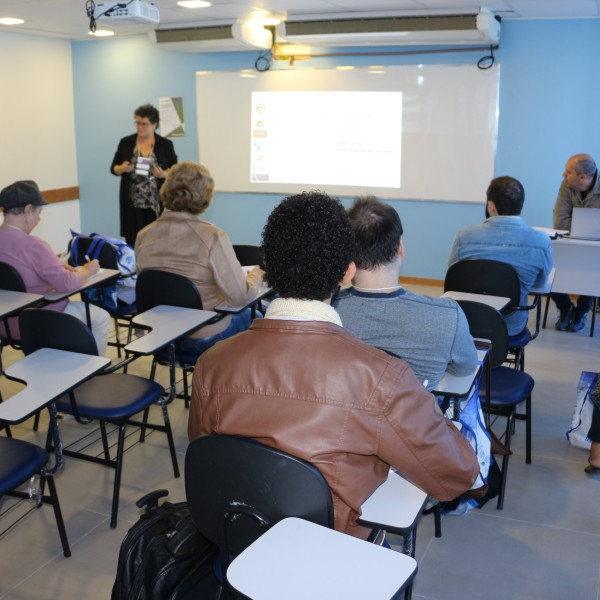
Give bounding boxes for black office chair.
[0,436,71,557]
[185,435,338,598]
[0,261,27,349]
[457,300,535,510]
[0,261,31,436]
[445,258,541,370]
[135,270,222,407]
[68,235,137,357]
[18,308,180,528]
[232,244,265,270]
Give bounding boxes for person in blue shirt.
[448,176,553,337]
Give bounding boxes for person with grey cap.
[0,180,110,354]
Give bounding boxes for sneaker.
[570,311,587,332]
[555,305,573,331]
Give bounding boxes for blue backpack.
[69,231,137,311]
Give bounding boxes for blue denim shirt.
[448,216,553,335]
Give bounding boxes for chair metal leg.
[497,411,515,510]
[138,357,159,442]
[525,394,532,465]
[113,317,122,358]
[45,473,71,557]
[162,403,180,478]
[542,294,551,329]
[99,421,111,461]
[139,407,150,443]
[110,424,126,528]
[433,503,442,538]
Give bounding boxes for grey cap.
[0,180,48,210]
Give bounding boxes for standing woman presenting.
[111,103,178,245]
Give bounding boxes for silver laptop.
[567,207,600,240]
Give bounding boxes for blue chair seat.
[480,366,535,407]
[154,345,198,367]
[0,436,49,493]
[507,327,532,350]
[0,436,71,556]
[108,300,137,318]
[55,374,164,421]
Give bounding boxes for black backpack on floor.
[111,489,219,600]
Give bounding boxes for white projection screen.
[196,64,499,202]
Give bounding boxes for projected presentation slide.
[249,91,402,188]
[197,65,499,202]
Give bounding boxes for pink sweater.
[0,228,81,337]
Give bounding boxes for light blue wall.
[72,19,600,279]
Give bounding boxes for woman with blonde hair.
[135,161,263,356]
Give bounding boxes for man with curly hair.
[189,191,479,539]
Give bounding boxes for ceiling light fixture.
[177,1,211,8]
[0,17,24,25]
[89,29,115,36]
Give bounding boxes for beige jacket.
[135,210,261,336]
[188,318,479,539]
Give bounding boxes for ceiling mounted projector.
[94,1,160,24]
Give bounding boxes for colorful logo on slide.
[255,103,266,115]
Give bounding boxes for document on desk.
[241,265,258,275]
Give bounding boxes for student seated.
[334,196,477,391]
[448,176,552,337]
[0,180,110,354]
[135,161,263,357]
[188,191,479,540]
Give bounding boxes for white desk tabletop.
[0,289,44,318]
[433,348,486,397]
[358,471,428,534]
[226,517,417,600]
[125,305,218,355]
[442,291,510,311]
[549,238,600,296]
[0,348,110,424]
[44,268,120,303]
[214,286,273,313]
[533,226,569,238]
[553,235,600,247]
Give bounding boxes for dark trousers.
[588,404,600,443]
[551,292,593,315]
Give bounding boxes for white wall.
[0,31,81,252]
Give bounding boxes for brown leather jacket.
[188,318,479,539]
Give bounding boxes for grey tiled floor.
[1,287,600,599]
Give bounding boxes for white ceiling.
[0,0,599,42]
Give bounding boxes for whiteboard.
[196,64,499,203]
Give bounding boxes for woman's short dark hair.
[261,192,355,300]
[134,103,160,126]
[348,196,403,270]
[160,161,214,215]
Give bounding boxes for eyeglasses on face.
[134,121,153,127]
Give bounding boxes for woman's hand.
[152,165,168,179]
[76,259,100,279]
[114,161,134,175]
